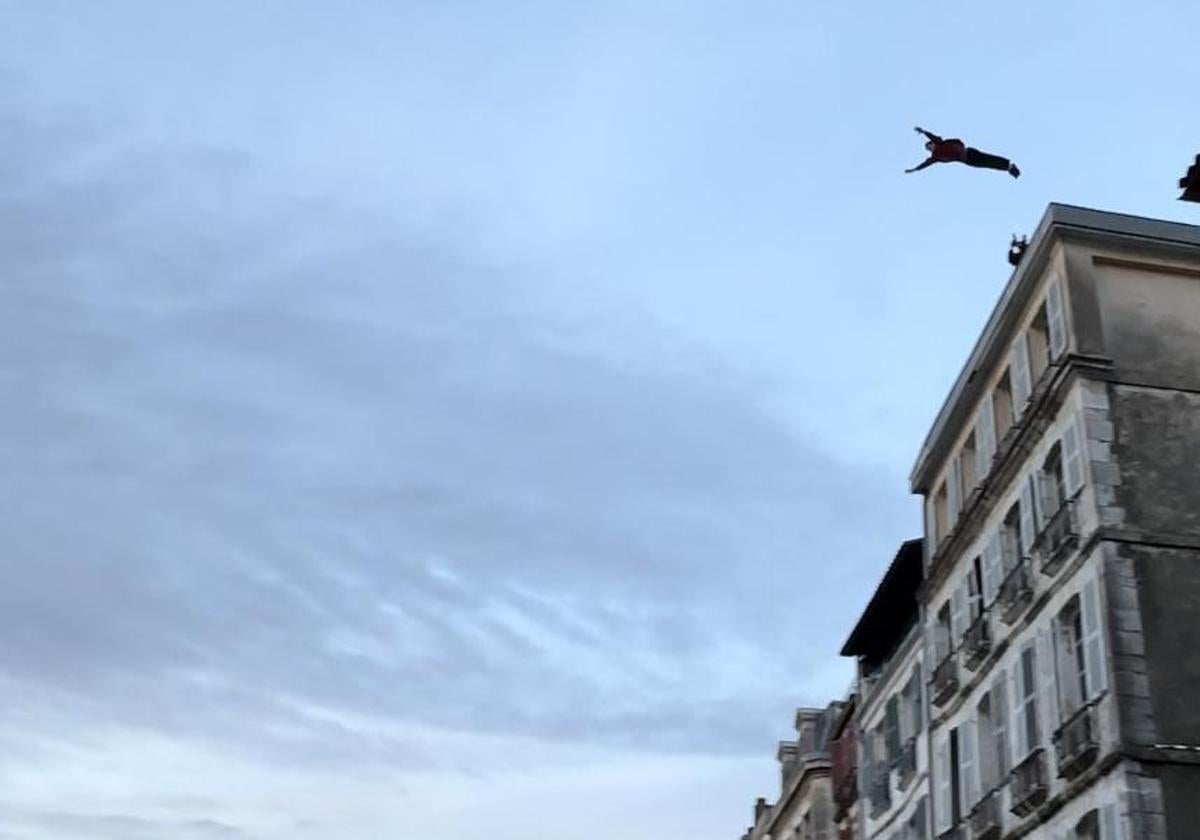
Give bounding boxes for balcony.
[1008,748,1048,817]
[997,559,1034,625]
[969,788,1003,840]
[1054,703,1100,780]
[962,612,992,670]
[1033,500,1079,578]
[931,653,959,708]
[868,764,891,818]
[892,736,917,790]
[936,825,966,840]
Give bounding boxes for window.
[1054,577,1109,715]
[934,482,950,542]
[1047,274,1067,360]
[1001,504,1022,573]
[900,668,923,742]
[1010,643,1040,760]
[958,717,979,814]
[1040,443,1066,520]
[1055,596,1088,715]
[975,392,997,480]
[994,370,1015,442]
[884,696,901,763]
[968,556,985,623]
[949,727,963,823]
[976,680,1009,793]
[934,735,954,834]
[961,432,979,496]
[935,602,953,662]
[1028,303,1051,383]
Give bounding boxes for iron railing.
[1054,702,1100,780]
[962,612,992,670]
[997,558,1034,625]
[931,652,959,707]
[1008,748,1048,817]
[1033,499,1079,577]
[968,789,1003,840]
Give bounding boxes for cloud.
[0,71,908,838]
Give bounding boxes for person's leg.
[965,147,1011,171]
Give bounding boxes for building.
[744,702,845,840]
[841,539,930,840]
[911,204,1200,839]
[830,694,861,840]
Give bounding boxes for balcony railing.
[868,764,891,818]
[892,736,917,790]
[1033,500,1079,578]
[997,558,1035,625]
[969,789,1003,840]
[931,652,959,707]
[962,612,992,670]
[1008,748,1048,817]
[1054,702,1100,780]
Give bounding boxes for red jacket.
[930,138,967,162]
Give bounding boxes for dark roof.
[1181,153,1200,203]
[839,539,923,663]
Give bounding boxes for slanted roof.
[839,539,923,665]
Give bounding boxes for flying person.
[906,127,1020,178]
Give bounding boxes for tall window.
[1054,578,1109,715]
[961,432,979,496]
[1028,304,1051,383]
[934,482,950,542]
[1012,643,1040,760]
[994,370,1015,443]
[935,602,953,662]
[1041,442,1066,520]
[968,556,985,623]
[1001,504,1022,573]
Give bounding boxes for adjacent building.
[744,703,845,840]
[841,539,929,840]
[740,204,1200,840]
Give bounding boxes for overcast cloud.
[3,2,1199,839]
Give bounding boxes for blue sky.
[1,2,1198,839]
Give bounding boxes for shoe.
[1009,164,1021,178]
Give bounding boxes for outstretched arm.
[905,157,937,174]
[914,126,942,142]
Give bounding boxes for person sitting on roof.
[906,127,1020,178]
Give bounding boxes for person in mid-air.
[906,127,1020,178]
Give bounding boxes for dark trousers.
[965,147,1012,171]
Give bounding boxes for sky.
[1,2,1198,839]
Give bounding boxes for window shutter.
[926,498,938,554]
[1047,274,1067,360]
[1063,412,1086,496]
[958,717,978,811]
[1011,334,1033,410]
[976,393,997,478]
[1038,469,1061,521]
[1037,625,1061,743]
[951,581,968,647]
[1101,801,1123,840]
[935,738,952,833]
[982,531,1002,604]
[1010,660,1027,759]
[1082,575,1109,698]
[886,696,901,760]
[948,457,963,524]
[1019,479,1036,554]
[992,669,1010,777]
[1028,473,1044,536]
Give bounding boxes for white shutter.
[1037,625,1061,743]
[926,498,938,553]
[1101,801,1123,840]
[1010,660,1027,759]
[1011,334,1032,410]
[1047,274,1067,360]
[1028,473,1044,536]
[1019,479,1036,554]
[1038,469,1061,520]
[976,393,997,478]
[959,717,978,811]
[935,738,952,833]
[1082,574,1109,698]
[1063,412,1086,496]
[992,669,1010,777]
[951,580,969,646]
[948,457,963,524]
[982,531,1002,605]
